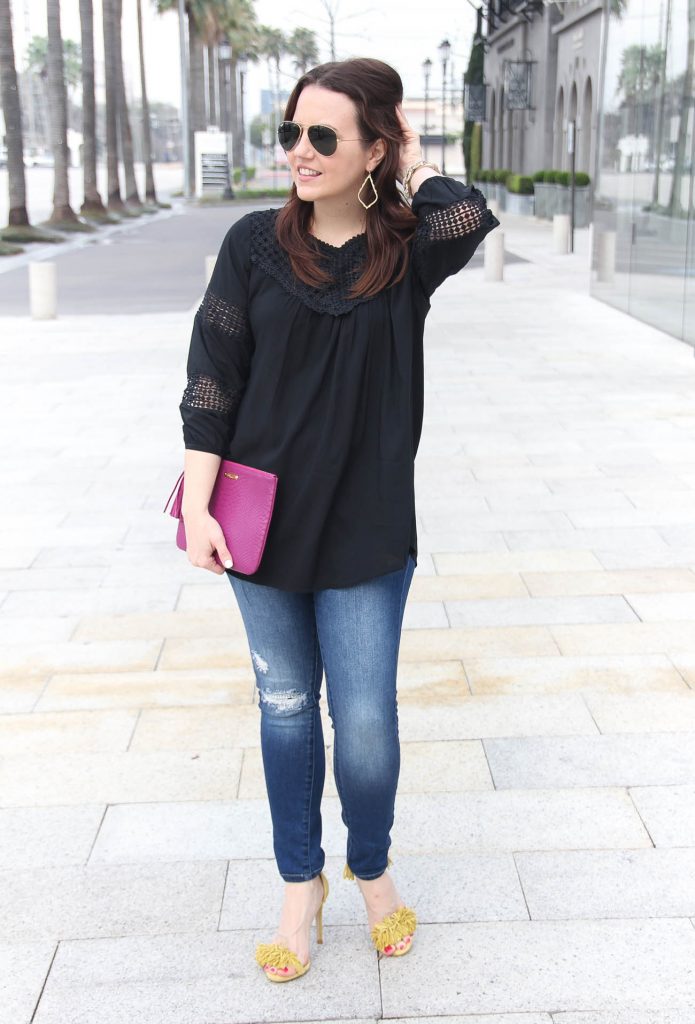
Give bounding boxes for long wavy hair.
[274,58,419,299]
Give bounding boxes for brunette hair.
[275,58,418,299]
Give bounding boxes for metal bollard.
[484,229,504,281]
[205,255,217,285]
[553,214,570,254]
[596,230,616,284]
[29,261,57,319]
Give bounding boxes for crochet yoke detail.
[248,208,374,316]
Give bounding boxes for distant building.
[480,0,601,176]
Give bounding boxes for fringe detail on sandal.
[254,942,307,972]
[370,905,417,953]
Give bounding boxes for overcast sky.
[14,0,478,122]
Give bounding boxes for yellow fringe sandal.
[254,871,329,983]
[343,856,417,958]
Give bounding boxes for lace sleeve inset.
[411,178,500,299]
[418,191,488,242]
[179,286,254,456]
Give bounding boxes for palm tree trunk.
[79,0,106,215]
[136,0,157,202]
[46,0,78,223]
[0,0,29,226]
[113,0,141,206]
[230,54,241,169]
[102,0,124,211]
[207,43,216,125]
[188,15,206,193]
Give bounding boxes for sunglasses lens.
[308,125,338,156]
[278,122,301,151]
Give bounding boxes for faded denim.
[226,554,416,882]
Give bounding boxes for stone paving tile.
[378,920,695,1017]
[71,607,247,642]
[0,674,51,712]
[409,572,529,600]
[0,615,79,645]
[445,595,639,628]
[0,749,243,807]
[394,694,597,740]
[131,705,259,751]
[36,668,255,711]
[0,861,229,942]
[0,639,161,676]
[550,621,695,655]
[621,591,695,621]
[434,550,604,574]
[29,929,381,1024]
[0,567,106,590]
[159,636,255,670]
[514,848,695,919]
[0,942,56,1023]
[1,585,181,616]
[628,785,695,846]
[585,691,695,731]
[522,568,695,597]
[398,625,558,661]
[484,733,695,788]
[463,654,686,694]
[222,853,527,930]
[0,709,138,755]
[555,1013,695,1024]
[0,806,104,869]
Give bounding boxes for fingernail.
[224,559,233,568]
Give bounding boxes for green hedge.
[232,166,257,184]
[535,169,591,186]
[506,173,534,195]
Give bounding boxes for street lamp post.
[438,38,450,174]
[422,58,432,162]
[238,54,248,190]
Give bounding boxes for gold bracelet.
[402,160,441,200]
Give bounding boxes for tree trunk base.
[0,224,65,244]
[0,240,25,256]
[39,216,97,234]
[7,208,31,227]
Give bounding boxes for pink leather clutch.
[163,459,278,575]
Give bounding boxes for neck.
[309,195,367,238]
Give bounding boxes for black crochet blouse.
[179,175,500,592]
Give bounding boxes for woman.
[178,57,500,983]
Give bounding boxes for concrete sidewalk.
[2,207,695,1024]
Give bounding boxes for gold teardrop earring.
[358,169,378,210]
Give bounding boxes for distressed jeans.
[226,554,416,882]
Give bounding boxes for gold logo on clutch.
[223,472,239,479]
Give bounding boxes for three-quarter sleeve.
[410,176,500,299]
[179,214,255,456]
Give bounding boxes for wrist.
[408,165,440,196]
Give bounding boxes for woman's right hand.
[183,510,234,574]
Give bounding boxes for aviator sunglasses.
[277,120,369,157]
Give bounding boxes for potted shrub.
[506,173,535,215]
[532,170,553,219]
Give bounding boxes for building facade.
[481,0,602,177]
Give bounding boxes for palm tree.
[256,24,287,147]
[102,0,125,212]
[288,27,318,75]
[218,0,259,173]
[78,0,109,219]
[113,0,143,211]
[0,0,29,233]
[46,0,80,225]
[136,0,160,205]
